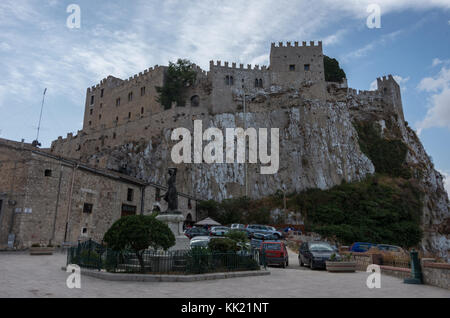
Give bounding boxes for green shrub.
[208,238,238,253]
[226,230,249,244]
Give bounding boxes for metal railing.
[67,239,262,274]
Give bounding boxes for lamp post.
[242,81,248,198]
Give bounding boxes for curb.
[62,266,270,282]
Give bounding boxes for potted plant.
[326,253,356,273]
[29,243,55,255]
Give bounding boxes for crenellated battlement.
[348,88,381,98]
[271,40,322,48]
[209,60,268,72]
[87,65,167,93]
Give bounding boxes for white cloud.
[432,58,443,67]
[416,66,450,135]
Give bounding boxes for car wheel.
[282,261,286,268]
[286,258,289,267]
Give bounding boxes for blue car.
[350,242,377,253]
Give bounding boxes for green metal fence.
[67,240,262,274]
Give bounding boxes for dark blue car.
[349,242,377,253]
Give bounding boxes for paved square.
[0,251,449,298]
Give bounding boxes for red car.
[260,241,289,268]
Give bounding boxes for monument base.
[156,212,190,251]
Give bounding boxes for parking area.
[0,251,449,298]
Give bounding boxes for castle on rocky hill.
[50,41,404,165]
[47,41,448,260]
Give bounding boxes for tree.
[324,55,346,83]
[156,59,197,109]
[103,215,175,272]
[226,230,249,245]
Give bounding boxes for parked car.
[349,242,377,253]
[230,224,245,230]
[185,227,210,239]
[246,225,283,239]
[190,236,211,248]
[253,232,279,241]
[261,241,289,268]
[210,226,230,237]
[375,244,406,254]
[298,241,340,270]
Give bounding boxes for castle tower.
[269,41,325,88]
[377,75,404,122]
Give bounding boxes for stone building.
[0,138,198,249]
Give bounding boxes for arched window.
[255,79,259,88]
[190,95,200,107]
[230,76,234,85]
[225,76,230,85]
[259,79,263,88]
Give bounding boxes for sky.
[0,0,449,192]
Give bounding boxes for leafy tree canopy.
[103,215,175,271]
[156,59,197,109]
[324,55,346,83]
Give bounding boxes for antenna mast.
[33,88,47,147]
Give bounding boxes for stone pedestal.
[156,212,190,251]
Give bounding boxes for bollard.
[404,249,423,285]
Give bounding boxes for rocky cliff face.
[88,84,448,260]
[102,88,375,201]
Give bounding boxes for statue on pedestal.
[161,168,178,213]
[156,168,189,250]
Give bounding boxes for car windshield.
[263,243,281,251]
[310,243,333,252]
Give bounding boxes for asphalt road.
[0,250,449,298]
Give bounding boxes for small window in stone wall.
[304,64,310,71]
[116,98,121,107]
[188,199,192,210]
[225,76,234,86]
[155,188,161,202]
[290,65,296,71]
[101,89,104,98]
[128,92,133,102]
[127,188,134,202]
[83,203,93,214]
[90,95,95,105]
[141,87,146,96]
[190,95,200,107]
[44,169,52,177]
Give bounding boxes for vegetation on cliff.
[324,55,346,83]
[156,59,197,110]
[354,121,412,178]
[198,176,423,248]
